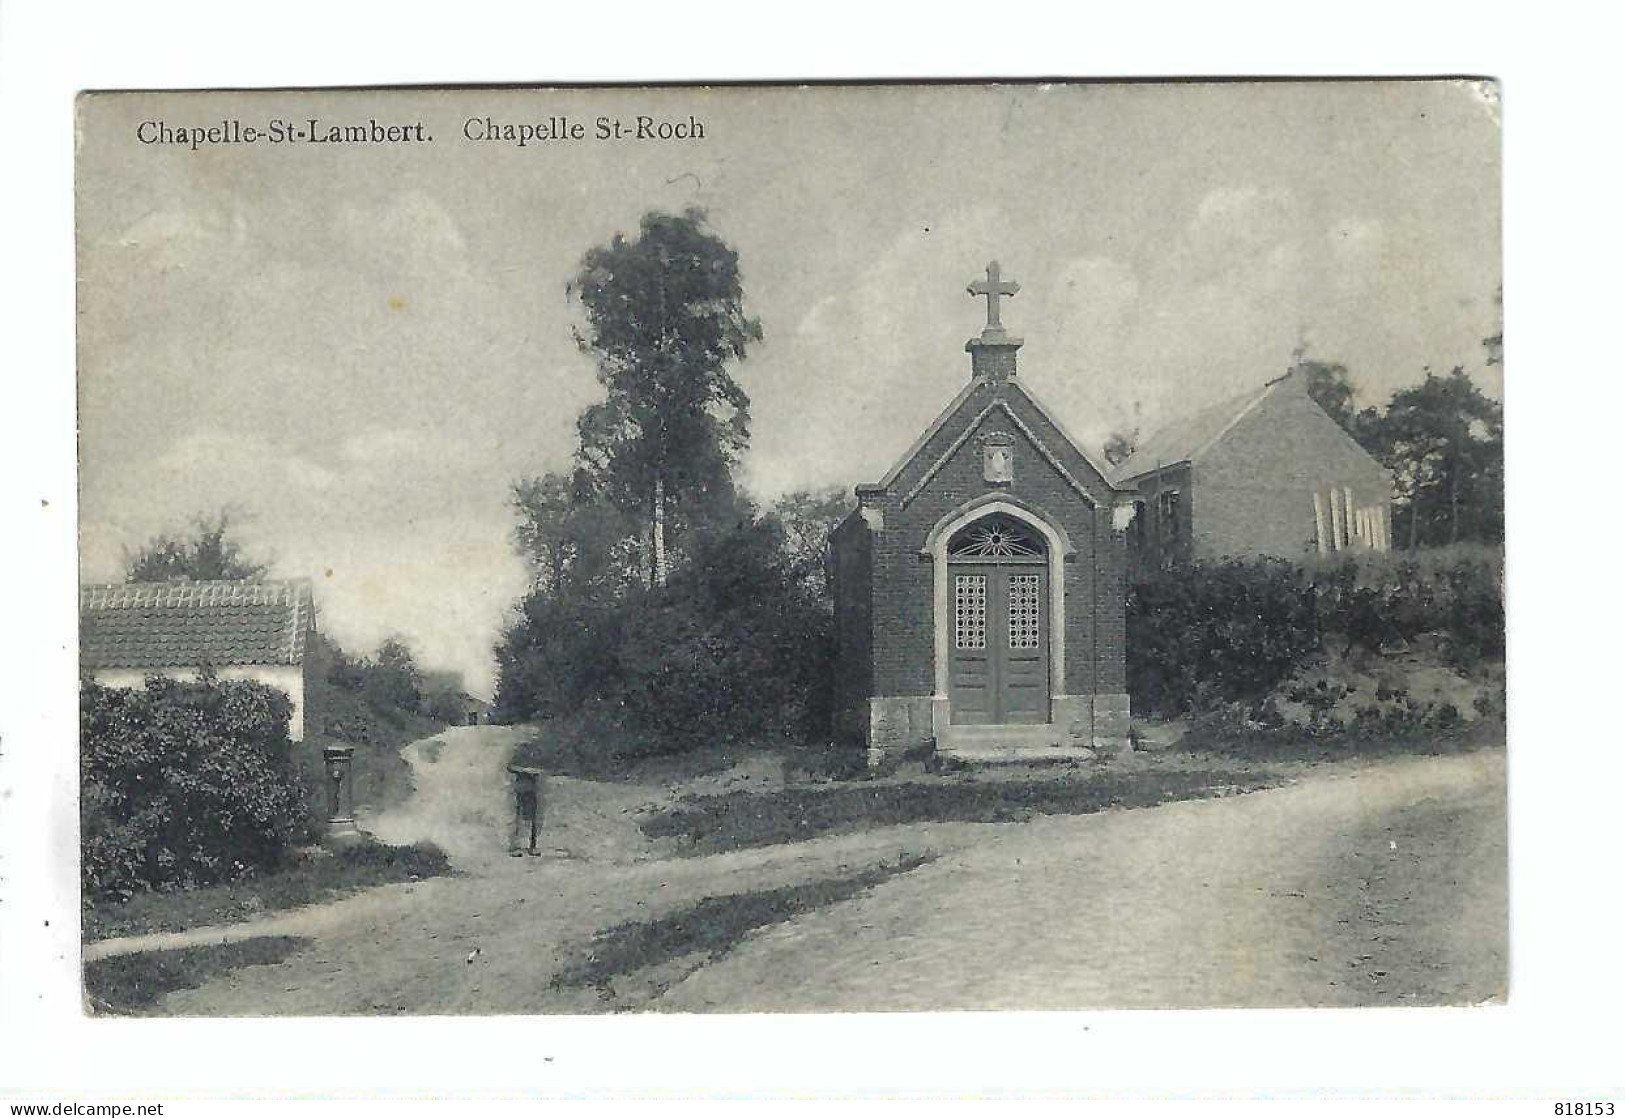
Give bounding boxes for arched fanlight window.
[948,514,1043,559]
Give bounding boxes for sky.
[75,82,1501,695]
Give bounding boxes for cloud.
[1182,186,1302,276]
[280,517,530,696]
[331,190,469,282]
[108,205,250,273]
[78,423,530,694]
[1192,185,1291,228]
[1050,255,1140,334]
[795,295,836,337]
[341,427,423,467]
[158,429,339,493]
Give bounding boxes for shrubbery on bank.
[1128,545,1504,718]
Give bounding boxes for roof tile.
[79,579,314,670]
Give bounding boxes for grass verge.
[83,839,452,942]
[510,716,782,785]
[84,936,313,1015]
[1180,718,1506,764]
[641,767,1280,856]
[552,853,934,1007]
[298,667,448,820]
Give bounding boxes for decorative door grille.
[954,574,987,649]
[1008,573,1041,649]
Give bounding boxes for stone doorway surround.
[920,493,1083,755]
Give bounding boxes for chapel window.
[1156,489,1182,570]
[1157,489,1181,541]
[948,515,1043,559]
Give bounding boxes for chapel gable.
[831,262,1136,769]
[857,263,1122,524]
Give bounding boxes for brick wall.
[1195,380,1393,560]
[1124,463,1193,575]
[828,509,874,745]
[852,373,1128,706]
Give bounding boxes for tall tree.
[510,469,642,600]
[767,486,851,607]
[123,509,268,582]
[569,208,762,587]
[1371,368,1504,547]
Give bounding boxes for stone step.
[937,723,1095,763]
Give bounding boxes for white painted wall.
[87,664,307,741]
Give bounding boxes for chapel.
[829,263,1138,767]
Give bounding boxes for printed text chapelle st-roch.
[134,114,707,151]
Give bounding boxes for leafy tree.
[1284,344,1502,547]
[1102,429,1138,468]
[568,208,762,587]
[493,502,833,748]
[511,469,642,600]
[766,486,850,606]
[1299,357,1358,433]
[1370,368,1503,548]
[312,632,367,692]
[124,509,268,582]
[1289,349,1388,456]
[423,687,470,726]
[364,637,422,714]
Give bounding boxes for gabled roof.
[80,579,315,670]
[867,376,1131,502]
[1110,373,1291,484]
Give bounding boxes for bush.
[328,836,450,875]
[495,512,833,753]
[422,688,468,726]
[80,675,310,903]
[1304,546,1504,665]
[1128,558,1321,717]
[1129,547,1505,716]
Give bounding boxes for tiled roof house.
[1111,369,1393,569]
[79,579,317,740]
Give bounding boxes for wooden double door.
[948,561,1050,725]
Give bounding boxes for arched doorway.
[945,513,1050,725]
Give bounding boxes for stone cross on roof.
[968,260,1019,333]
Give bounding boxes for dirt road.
[365,725,526,866]
[658,750,1507,1011]
[136,731,1504,1014]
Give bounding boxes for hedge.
[80,675,311,902]
[1128,547,1504,717]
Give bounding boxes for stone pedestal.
[867,695,934,770]
[321,745,360,844]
